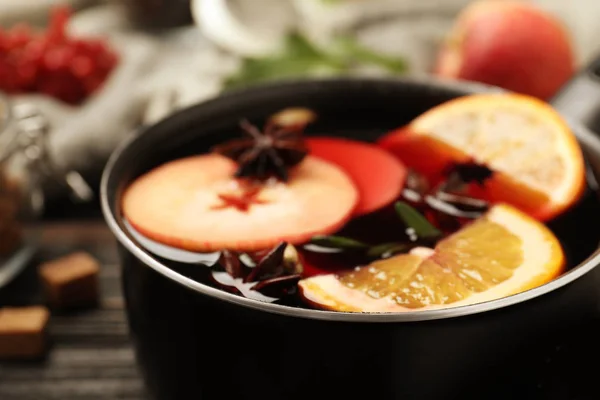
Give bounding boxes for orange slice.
[377,93,586,221]
[298,203,565,312]
[122,154,359,252]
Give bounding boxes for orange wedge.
[377,93,586,221]
[298,203,565,312]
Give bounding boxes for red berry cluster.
[0,7,119,105]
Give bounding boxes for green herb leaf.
[367,242,411,259]
[332,36,408,74]
[224,32,408,89]
[225,33,345,89]
[310,235,369,250]
[394,201,442,239]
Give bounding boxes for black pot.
[101,67,600,399]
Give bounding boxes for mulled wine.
[121,94,600,313]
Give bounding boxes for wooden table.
[0,200,147,400]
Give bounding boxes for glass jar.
[0,95,23,253]
[0,94,93,288]
[0,94,35,288]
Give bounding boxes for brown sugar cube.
[39,252,100,309]
[0,306,50,359]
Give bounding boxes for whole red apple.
[434,0,575,100]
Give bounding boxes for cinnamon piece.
[0,306,50,359]
[39,252,100,309]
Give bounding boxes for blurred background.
[0,0,598,214]
[0,1,599,398]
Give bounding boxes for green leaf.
[394,201,442,239]
[224,33,345,89]
[332,36,408,74]
[224,32,408,89]
[367,242,411,259]
[310,235,369,250]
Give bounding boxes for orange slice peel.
[299,203,565,313]
[378,93,586,221]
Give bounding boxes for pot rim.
[100,76,600,323]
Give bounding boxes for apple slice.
[307,137,407,215]
[122,154,359,252]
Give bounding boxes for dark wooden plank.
[0,221,147,400]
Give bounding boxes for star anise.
[211,108,315,182]
[444,161,494,187]
[218,250,250,279]
[251,275,302,298]
[402,162,494,221]
[244,242,299,283]
[208,242,304,299]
